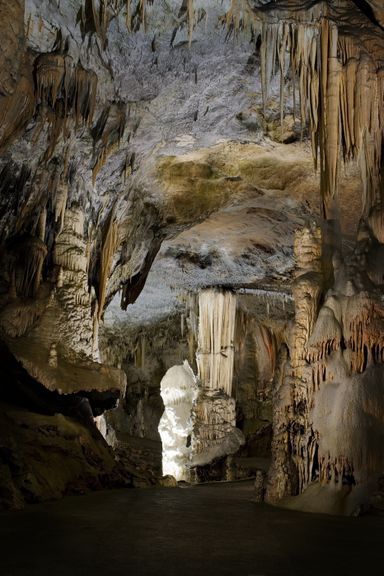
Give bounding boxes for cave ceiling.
[0,0,383,336]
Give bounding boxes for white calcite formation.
[191,288,244,470]
[196,289,237,396]
[158,361,198,482]
[158,290,245,482]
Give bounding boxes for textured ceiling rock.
[0,0,382,398]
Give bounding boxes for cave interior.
[1,0,384,573]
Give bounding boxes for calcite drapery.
[196,289,237,396]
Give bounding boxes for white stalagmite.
[196,289,237,396]
[158,361,198,482]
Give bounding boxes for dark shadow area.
[0,482,383,576]
[0,341,119,420]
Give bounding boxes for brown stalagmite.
[291,225,323,370]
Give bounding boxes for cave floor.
[1,481,383,576]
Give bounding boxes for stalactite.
[9,236,48,299]
[323,23,340,208]
[196,289,236,396]
[126,0,131,30]
[187,0,194,47]
[255,12,384,219]
[35,52,98,159]
[98,210,120,320]
[92,103,126,183]
[91,0,109,48]
[54,182,68,233]
[223,0,255,36]
[35,53,70,109]
[73,65,98,126]
[140,0,147,31]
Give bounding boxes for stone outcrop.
[0,403,130,510]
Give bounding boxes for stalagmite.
[92,103,126,183]
[158,361,198,481]
[54,208,88,273]
[190,388,245,468]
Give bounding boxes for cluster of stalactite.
[79,0,198,44]
[196,289,237,397]
[92,103,127,183]
[251,1,384,218]
[35,52,97,158]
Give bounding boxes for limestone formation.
[196,289,237,396]
[158,361,198,482]
[1,0,384,515]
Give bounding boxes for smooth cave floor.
[1,481,384,576]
